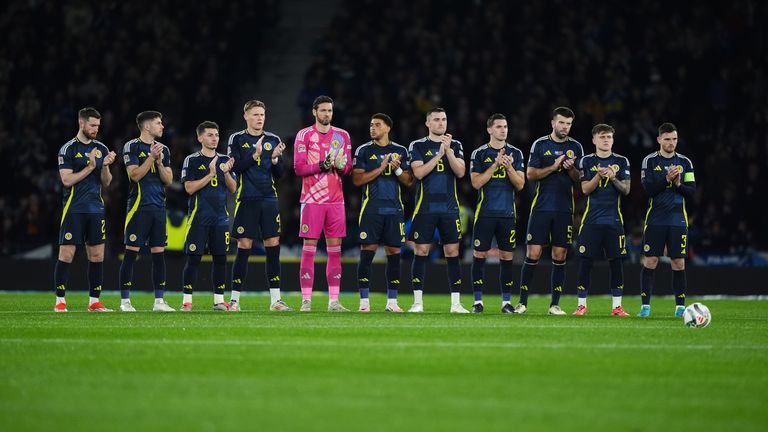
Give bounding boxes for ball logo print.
[683,303,711,328]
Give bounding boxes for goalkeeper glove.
[320,153,333,172]
[333,152,347,170]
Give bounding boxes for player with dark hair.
[293,95,354,312]
[638,122,696,317]
[54,107,117,312]
[469,114,525,313]
[515,106,584,315]
[179,121,237,311]
[226,100,290,312]
[119,110,174,312]
[353,113,414,312]
[407,108,468,313]
[573,124,631,316]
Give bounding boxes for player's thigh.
[526,211,554,246]
[642,225,667,257]
[125,211,153,247]
[148,210,167,247]
[324,203,347,239]
[358,212,384,245]
[408,213,437,244]
[208,225,230,255]
[576,225,604,259]
[299,203,324,239]
[600,225,626,259]
[549,212,574,248]
[83,213,106,246]
[232,200,262,240]
[665,226,688,258]
[494,217,517,252]
[59,213,85,245]
[259,200,281,239]
[436,213,461,245]
[472,217,495,252]
[184,223,207,255]
[381,214,405,248]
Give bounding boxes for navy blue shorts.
[408,213,461,244]
[576,224,626,259]
[643,225,688,258]
[472,217,517,252]
[124,210,166,247]
[359,212,405,247]
[232,200,281,240]
[526,211,574,247]
[185,224,230,256]
[59,213,105,245]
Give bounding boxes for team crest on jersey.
[643,244,650,252]
[237,226,244,234]
[611,164,619,172]
[94,150,102,158]
[301,224,309,233]
[474,239,481,247]
[360,232,367,240]
[129,234,137,242]
[331,140,340,149]
[219,163,227,171]
[579,245,586,253]
[64,232,73,240]
[566,150,575,158]
[189,244,197,252]
[264,143,273,151]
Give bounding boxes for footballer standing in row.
[179,121,237,311]
[119,111,175,312]
[352,113,414,312]
[516,107,583,315]
[469,114,525,313]
[54,107,117,312]
[573,124,631,316]
[226,100,290,312]
[293,96,353,312]
[408,108,468,313]
[639,123,696,317]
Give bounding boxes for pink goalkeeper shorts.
[299,203,346,239]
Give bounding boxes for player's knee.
[87,246,104,262]
[150,246,164,254]
[125,245,140,252]
[238,238,253,249]
[526,246,542,260]
[551,248,567,261]
[671,259,685,271]
[644,256,659,269]
[473,250,487,259]
[414,244,430,256]
[58,246,75,262]
[443,243,459,257]
[499,251,514,261]
[263,237,279,247]
[384,246,400,255]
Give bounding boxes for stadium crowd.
[1,0,765,261]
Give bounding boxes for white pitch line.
[1,337,767,351]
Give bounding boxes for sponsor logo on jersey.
[139,152,147,158]
[369,154,378,160]
[425,150,433,156]
[544,150,552,156]
[75,152,84,158]
[654,165,662,171]
[198,164,207,170]
[484,157,493,163]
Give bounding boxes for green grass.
[1,292,766,432]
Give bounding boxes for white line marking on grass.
[1,337,767,351]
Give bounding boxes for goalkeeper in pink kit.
[293,96,353,311]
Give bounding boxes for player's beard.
[317,117,331,126]
[554,130,568,140]
[83,129,98,140]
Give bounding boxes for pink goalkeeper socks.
[326,245,342,301]
[300,244,317,300]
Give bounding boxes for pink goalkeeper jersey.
[293,124,353,204]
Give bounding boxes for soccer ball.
[683,303,711,328]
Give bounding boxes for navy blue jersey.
[409,137,464,215]
[578,153,630,226]
[181,152,235,226]
[227,130,284,201]
[122,139,170,212]
[527,135,584,213]
[641,151,696,227]
[470,143,525,219]
[58,138,111,214]
[354,141,410,215]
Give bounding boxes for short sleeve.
[452,140,464,158]
[162,146,171,167]
[682,158,695,183]
[58,144,73,170]
[618,158,630,181]
[470,149,484,174]
[399,147,411,171]
[580,158,595,182]
[181,156,194,183]
[123,141,139,167]
[409,142,424,163]
[512,148,525,172]
[528,141,542,168]
[353,145,367,170]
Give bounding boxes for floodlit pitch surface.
[1,293,766,431]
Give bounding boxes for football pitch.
[1,292,766,431]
